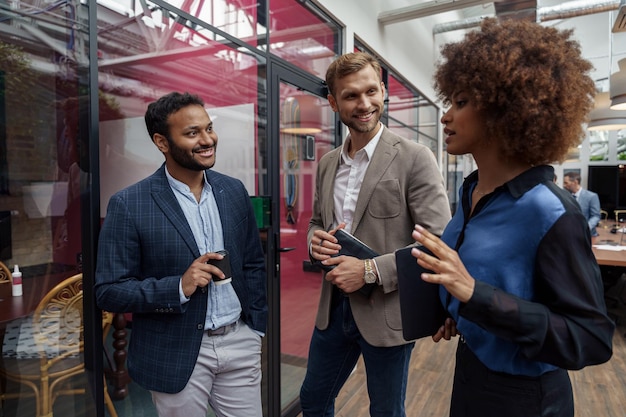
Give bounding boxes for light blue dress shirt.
[166,168,242,331]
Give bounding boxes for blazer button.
[201,287,207,293]
[197,324,203,330]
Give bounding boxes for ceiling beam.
[378,0,494,25]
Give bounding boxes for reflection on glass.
[387,74,438,152]
[269,1,339,79]
[98,1,263,211]
[278,83,334,411]
[0,1,91,415]
[104,0,265,47]
[96,2,266,415]
[0,0,270,414]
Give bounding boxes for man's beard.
[340,112,380,134]
[168,138,215,171]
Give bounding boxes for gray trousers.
[151,320,263,417]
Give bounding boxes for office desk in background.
[592,227,626,267]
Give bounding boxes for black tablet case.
[395,246,448,340]
[317,229,378,297]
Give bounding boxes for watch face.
[364,272,377,284]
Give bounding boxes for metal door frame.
[266,58,335,417]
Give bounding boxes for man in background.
[300,52,451,417]
[563,171,601,237]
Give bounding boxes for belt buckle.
[207,321,237,336]
[208,326,226,336]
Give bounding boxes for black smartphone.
[207,250,232,285]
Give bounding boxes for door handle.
[274,233,295,253]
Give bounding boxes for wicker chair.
[0,273,118,417]
[0,260,10,283]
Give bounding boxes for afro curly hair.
[434,18,596,165]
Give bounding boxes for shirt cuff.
[371,259,382,285]
[179,279,191,304]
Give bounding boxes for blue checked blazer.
[95,164,267,393]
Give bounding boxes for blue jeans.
[300,295,415,417]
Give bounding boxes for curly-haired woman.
[411,18,615,417]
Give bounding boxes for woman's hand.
[432,317,458,342]
[411,224,475,303]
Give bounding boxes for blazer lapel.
[322,149,341,228]
[206,171,231,246]
[351,129,398,233]
[150,167,200,257]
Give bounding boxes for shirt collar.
[463,165,554,199]
[165,167,211,194]
[341,123,384,163]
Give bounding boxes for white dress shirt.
[333,124,384,282]
[333,124,383,231]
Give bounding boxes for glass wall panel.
[1,0,339,415]
[94,1,267,415]
[590,130,610,161]
[445,152,478,216]
[101,0,265,48]
[387,74,438,153]
[277,84,334,411]
[418,104,438,151]
[387,75,417,142]
[0,1,93,415]
[269,0,338,80]
[618,129,626,161]
[97,1,265,207]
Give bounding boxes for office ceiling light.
[610,58,626,110]
[588,91,626,130]
[280,95,322,135]
[378,0,490,25]
[433,0,622,34]
[494,0,537,21]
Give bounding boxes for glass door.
[267,62,336,416]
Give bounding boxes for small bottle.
[12,264,22,297]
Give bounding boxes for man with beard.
[299,52,451,417]
[95,92,267,417]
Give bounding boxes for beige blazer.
[308,127,451,347]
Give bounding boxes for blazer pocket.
[383,291,402,330]
[368,179,401,218]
